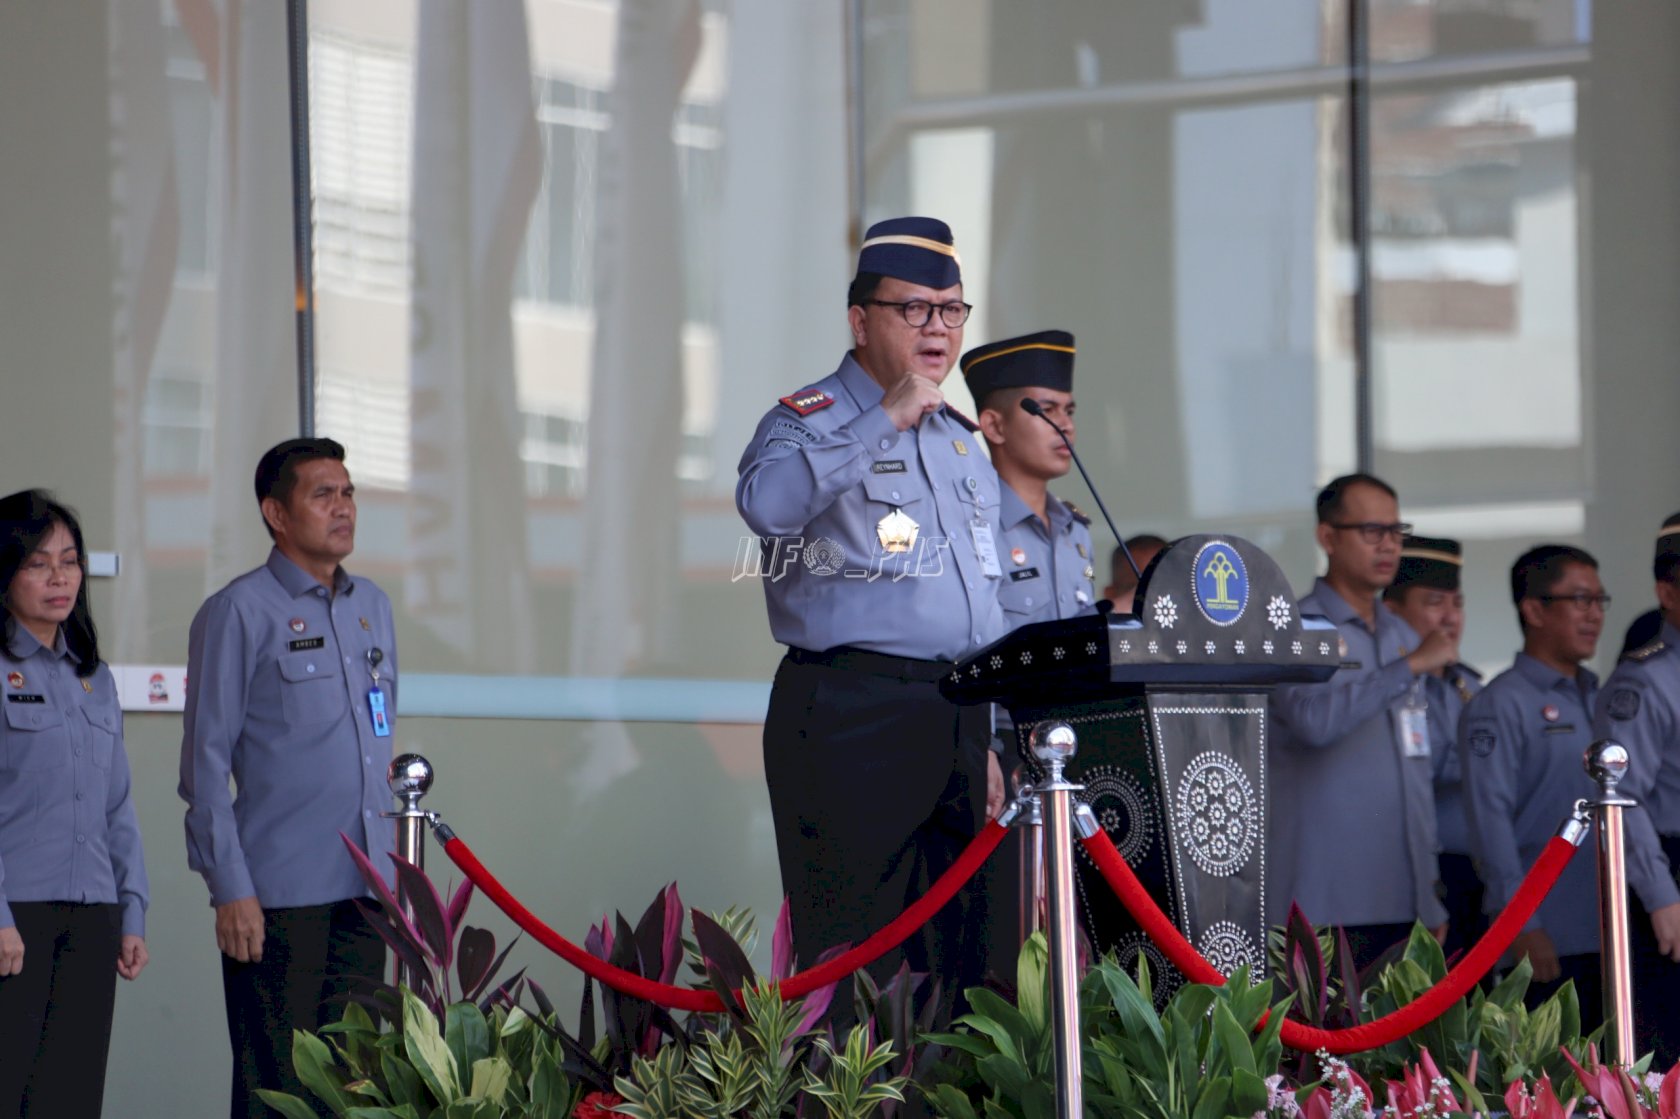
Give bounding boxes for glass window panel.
[1369,76,1583,675]
[1367,0,1588,64]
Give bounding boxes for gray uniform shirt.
[0,628,148,936]
[736,353,1008,660]
[1593,621,1680,914]
[1268,579,1445,928]
[1428,665,1482,857]
[997,484,1098,628]
[179,549,398,908]
[1461,654,1600,956]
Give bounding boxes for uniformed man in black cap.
[1594,510,1680,1065]
[736,217,1006,1018]
[1383,535,1484,959]
[963,330,1098,628]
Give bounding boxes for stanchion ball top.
[1028,722,1079,764]
[389,753,434,798]
[1585,740,1630,785]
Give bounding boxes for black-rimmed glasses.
[1537,593,1613,612]
[1329,521,1412,545]
[866,299,973,328]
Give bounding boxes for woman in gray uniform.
[0,490,148,1117]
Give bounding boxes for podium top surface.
[942,534,1339,707]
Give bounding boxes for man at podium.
[963,329,1098,628]
[735,217,1007,1019]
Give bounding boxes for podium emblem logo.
[1192,541,1249,626]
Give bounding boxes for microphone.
[1020,397,1142,582]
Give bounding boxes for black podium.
[943,535,1338,998]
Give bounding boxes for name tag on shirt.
[288,636,325,651]
[5,694,43,704]
[1008,567,1041,582]
[367,688,391,737]
[1542,723,1577,735]
[970,521,1003,578]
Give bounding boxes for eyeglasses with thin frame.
[865,299,973,329]
[16,555,84,581]
[1536,592,1613,612]
[1329,521,1412,545]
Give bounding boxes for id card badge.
[970,519,1003,578]
[367,687,392,737]
[1393,701,1431,759]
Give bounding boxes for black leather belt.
[785,645,955,683]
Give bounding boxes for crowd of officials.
[4,214,1680,1116]
[735,216,1680,1062]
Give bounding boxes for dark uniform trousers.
[221,899,384,1119]
[765,648,991,1025]
[1631,835,1680,1069]
[0,902,121,1118]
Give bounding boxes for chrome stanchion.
[1586,740,1637,1066]
[1029,722,1087,1119]
[384,753,434,987]
[1012,763,1047,944]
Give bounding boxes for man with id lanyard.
[179,437,398,1118]
[1267,474,1458,971]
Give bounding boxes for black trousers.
[0,901,122,1119]
[1526,951,1602,1036]
[1438,852,1488,964]
[1631,835,1680,1069]
[221,899,385,1119]
[1341,921,1417,975]
[764,649,991,1027]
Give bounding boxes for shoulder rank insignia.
[1456,662,1484,680]
[779,388,836,416]
[1624,639,1668,663]
[943,404,980,433]
[1064,500,1092,526]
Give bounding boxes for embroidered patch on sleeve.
[1467,724,1497,757]
[779,389,835,416]
[1607,688,1642,721]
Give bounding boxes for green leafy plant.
[257,989,576,1119]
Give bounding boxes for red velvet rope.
[442,820,1009,1012]
[1079,829,1580,1053]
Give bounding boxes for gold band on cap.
[1661,524,1680,541]
[859,234,962,264]
[1400,547,1463,566]
[962,341,1077,370]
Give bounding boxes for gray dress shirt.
[1428,665,1482,857]
[179,549,398,909]
[736,353,1008,661]
[997,484,1098,628]
[1268,579,1445,928]
[0,627,148,936]
[1461,654,1600,956]
[1594,620,1680,914]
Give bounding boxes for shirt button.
[365,755,372,765]
[75,792,84,801]
[365,810,373,818]
[879,439,890,450]
[1025,597,1034,606]
[76,834,86,844]
[891,490,901,501]
[973,632,982,643]
[966,477,978,491]
[306,663,316,674]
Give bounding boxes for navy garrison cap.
[960,330,1076,404]
[1659,511,1680,557]
[1392,534,1463,592]
[855,217,962,290]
